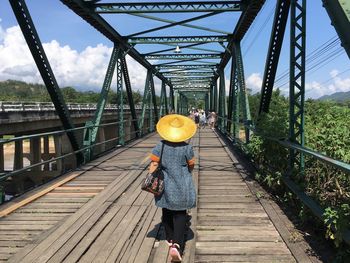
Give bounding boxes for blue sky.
[0,0,349,98]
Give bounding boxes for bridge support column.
[13,139,23,170]
[42,136,50,171]
[53,135,63,172]
[98,128,106,153]
[30,137,41,171]
[0,136,4,172]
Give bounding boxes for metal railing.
[0,101,143,112]
[216,115,350,245]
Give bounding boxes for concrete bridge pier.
[0,136,4,172]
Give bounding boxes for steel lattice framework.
[6,0,350,245]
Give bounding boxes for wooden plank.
[195,254,295,262]
[133,208,162,263]
[45,202,110,263]
[78,206,131,262]
[62,205,122,263]
[105,206,148,262]
[118,205,158,262]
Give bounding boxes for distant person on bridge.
[149,114,197,262]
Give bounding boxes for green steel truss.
[83,45,120,160]
[128,35,229,44]
[289,0,306,174]
[157,64,218,70]
[145,53,222,60]
[162,71,214,77]
[10,0,84,165]
[94,1,242,13]
[322,0,350,59]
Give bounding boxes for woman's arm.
[149,161,159,173]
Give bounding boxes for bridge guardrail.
[217,115,350,245]
[0,101,143,112]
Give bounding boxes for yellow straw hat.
[156,114,197,142]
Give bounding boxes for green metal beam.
[94,1,242,13]
[130,13,231,35]
[145,53,222,60]
[121,55,140,136]
[234,42,251,142]
[322,0,350,58]
[11,0,84,165]
[169,77,213,81]
[163,71,214,76]
[157,64,218,69]
[116,49,125,145]
[218,70,226,130]
[61,0,172,86]
[258,0,290,115]
[83,45,119,160]
[289,0,306,174]
[128,12,224,37]
[128,35,229,44]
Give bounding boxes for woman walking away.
[149,114,197,262]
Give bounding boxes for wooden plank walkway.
[0,129,298,262]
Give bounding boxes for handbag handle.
[158,142,165,167]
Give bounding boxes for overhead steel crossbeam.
[61,0,171,86]
[146,53,222,60]
[215,0,266,76]
[128,11,223,37]
[94,1,243,13]
[170,77,213,81]
[162,71,214,76]
[128,35,230,44]
[156,64,218,69]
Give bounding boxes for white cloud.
[0,25,148,93]
[246,73,262,94]
[305,70,350,99]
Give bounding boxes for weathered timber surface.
[194,129,296,263]
[0,129,312,262]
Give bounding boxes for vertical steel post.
[160,81,166,117]
[116,51,124,145]
[149,73,158,131]
[289,0,306,174]
[10,0,83,165]
[169,86,175,113]
[83,45,119,160]
[234,42,251,143]
[121,56,140,137]
[139,70,151,134]
[227,55,236,136]
[213,81,218,114]
[163,82,169,114]
[218,70,226,131]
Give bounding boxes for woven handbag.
[141,143,165,196]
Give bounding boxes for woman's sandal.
[169,243,182,262]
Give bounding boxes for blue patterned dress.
[150,140,196,210]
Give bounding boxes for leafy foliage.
[0,79,144,105]
[246,90,350,257]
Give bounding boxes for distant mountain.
[318,91,350,102]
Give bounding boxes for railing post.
[289,0,306,175]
